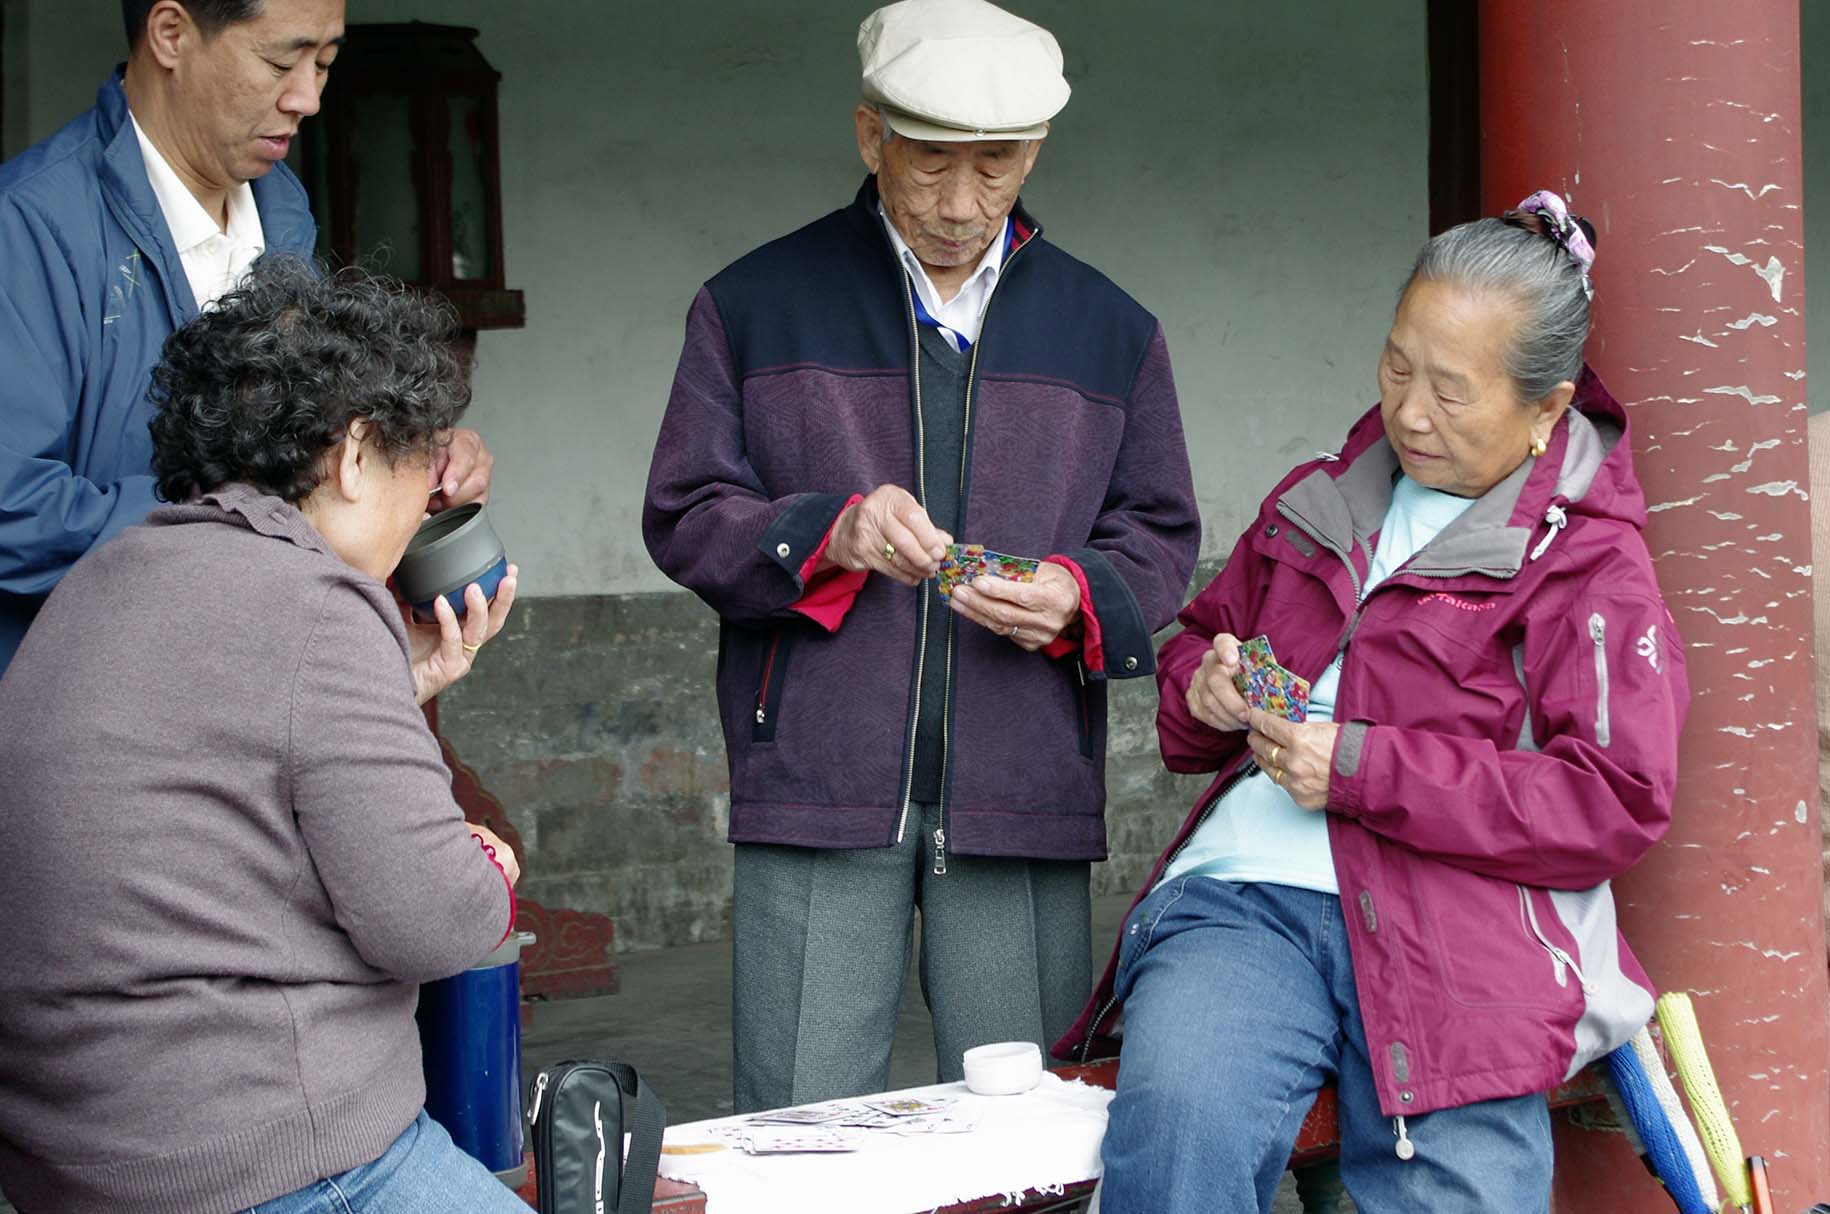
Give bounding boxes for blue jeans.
[243,1110,533,1214]
[1098,878,1551,1214]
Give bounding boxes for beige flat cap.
[858,0,1070,142]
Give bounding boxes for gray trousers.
[731,802,1092,1113]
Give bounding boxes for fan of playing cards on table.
[724,1096,975,1155]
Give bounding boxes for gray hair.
[1404,217,1592,403]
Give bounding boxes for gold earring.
[1530,436,1548,458]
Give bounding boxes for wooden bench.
[517,1059,1608,1212]
[1055,1058,1608,1167]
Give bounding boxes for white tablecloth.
[656,1073,1114,1214]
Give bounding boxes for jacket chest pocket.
[1358,611,1525,742]
[1246,526,1351,662]
[751,629,795,743]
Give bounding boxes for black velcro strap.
[608,1064,665,1214]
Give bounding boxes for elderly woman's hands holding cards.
[1246,711,1338,812]
[1187,633,1251,732]
[1190,633,1337,810]
[949,563,1081,652]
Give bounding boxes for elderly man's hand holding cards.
[936,544,1039,600]
[941,542,1083,653]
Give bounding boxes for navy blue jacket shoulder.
[707,180,1159,408]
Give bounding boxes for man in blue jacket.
[0,0,493,674]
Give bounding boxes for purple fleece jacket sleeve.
[643,288,856,625]
[1057,328,1200,680]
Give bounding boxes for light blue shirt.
[1159,474,1475,895]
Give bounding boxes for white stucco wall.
[9,0,1427,594]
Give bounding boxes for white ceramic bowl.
[962,1041,1043,1096]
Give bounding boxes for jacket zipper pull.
[1528,503,1568,561]
[933,827,947,875]
[528,1071,548,1125]
[1393,1114,1415,1160]
[1554,946,1597,995]
[1588,612,1612,748]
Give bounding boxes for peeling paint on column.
[1703,243,1787,300]
[1707,178,1783,199]
[1702,384,1784,405]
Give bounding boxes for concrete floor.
[519,895,1148,1123]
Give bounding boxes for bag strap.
[604,1062,665,1214]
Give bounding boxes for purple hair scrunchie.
[1515,189,1596,299]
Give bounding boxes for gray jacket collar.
[1278,409,1615,583]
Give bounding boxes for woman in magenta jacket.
[1066,193,1690,1213]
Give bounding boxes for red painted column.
[1480,2,1830,1209]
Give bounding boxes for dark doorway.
[1427,0,1481,233]
[1,0,8,159]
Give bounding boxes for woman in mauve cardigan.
[0,260,529,1214]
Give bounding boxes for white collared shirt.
[879,205,1008,351]
[130,112,266,312]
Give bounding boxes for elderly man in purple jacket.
[643,0,1198,1112]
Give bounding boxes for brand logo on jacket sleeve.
[1635,625,1661,672]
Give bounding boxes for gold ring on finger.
[883,541,897,562]
[1270,744,1283,769]
[462,642,482,655]
[1271,765,1284,786]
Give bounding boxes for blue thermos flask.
[418,929,537,1187]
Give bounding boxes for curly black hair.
[150,257,470,505]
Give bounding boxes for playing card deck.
[747,1106,849,1125]
[739,1126,858,1154]
[936,544,1040,599]
[888,1115,975,1136]
[734,1095,966,1152]
[1233,635,1310,722]
[861,1096,951,1117]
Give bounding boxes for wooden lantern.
[300,21,525,331]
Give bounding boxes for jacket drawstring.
[1528,503,1568,561]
